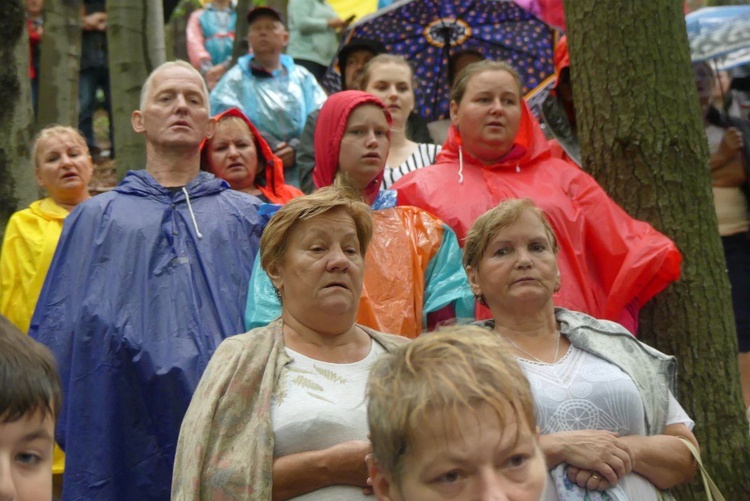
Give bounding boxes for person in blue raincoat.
[29,61,263,501]
[209,7,327,187]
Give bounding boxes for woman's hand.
[325,440,371,487]
[566,465,612,491]
[272,440,371,500]
[539,430,634,485]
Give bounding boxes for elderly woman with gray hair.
[172,187,406,500]
[465,198,699,501]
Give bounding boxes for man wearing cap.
[209,6,326,187]
[296,38,386,193]
[30,60,263,500]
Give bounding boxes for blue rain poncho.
[209,54,327,146]
[29,170,263,501]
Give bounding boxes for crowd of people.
[2,0,749,500]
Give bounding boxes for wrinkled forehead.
[147,66,208,102]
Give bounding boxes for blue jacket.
[29,170,262,500]
[200,4,236,66]
[210,54,327,146]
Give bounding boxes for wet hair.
[360,54,415,92]
[0,315,62,423]
[450,60,523,107]
[31,125,88,169]
[367,325,537,481]
[139,60,209,111]
[463,198,559,270]
[260,187,374,276]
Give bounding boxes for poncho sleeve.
[244,257,283,330]
[566,168,682,321]
[423,223,476,322]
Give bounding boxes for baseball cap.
[246,6,284,25]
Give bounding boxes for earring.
[474,294,488,306]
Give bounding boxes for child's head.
[367,325,547,501]
[0,315,62,500]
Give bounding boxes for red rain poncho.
[393,101,681,331]
[203,108,302,204]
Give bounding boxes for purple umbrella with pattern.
[321,0,556,121]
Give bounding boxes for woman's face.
[338,104,390,190]
[466,210,558,312]
[207,119,259,191]
[450,70,522,162]
[270,208,365,327]
[35,132,93,205]
[363,62,415,128]
[375,404,547,501]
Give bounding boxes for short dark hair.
[0,315,62,423]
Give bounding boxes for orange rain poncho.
[245,91,474,337]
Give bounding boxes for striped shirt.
[381,143,441,189]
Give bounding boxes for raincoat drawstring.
[182,187,204,239]
[458,146,464,184]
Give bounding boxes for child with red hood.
[202,108,303,204]
[245,91,474,338]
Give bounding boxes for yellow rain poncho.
[0,197,68,474]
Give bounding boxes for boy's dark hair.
[0,315,62,423]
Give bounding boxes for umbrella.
[321,0,556,121]
[686,6,750,71]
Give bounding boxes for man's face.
[247,16,288,56]
[131,65,212,150]
[345,49,376,90]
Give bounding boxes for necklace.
[501,330,561,364]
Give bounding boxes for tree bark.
[564,0,750,497]
[0,0,37,239]
[230,0,252,67]
[36,0,82,130]
[107,0,166,179]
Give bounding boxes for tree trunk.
[36,0,82,130]
[230,0,252,67]
[564,0,750,497]
[107,0,166,179]
[0,0,37,239]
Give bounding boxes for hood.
[202,108,300,204]
[29,198,71,222]
[436,99,551,173]
[115,170,228,201]
[313,90,392,203]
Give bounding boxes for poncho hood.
[436,99,552,174]
[202,108,302,204]
[312,90,391,204]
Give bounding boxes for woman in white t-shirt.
[172,189,407,500]
[464,198,698,501]
[360,54,440,189]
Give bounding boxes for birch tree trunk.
[563,0,750,496]
[107,0,165,179]
[0,0,37,238]
[36,0,82,130]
